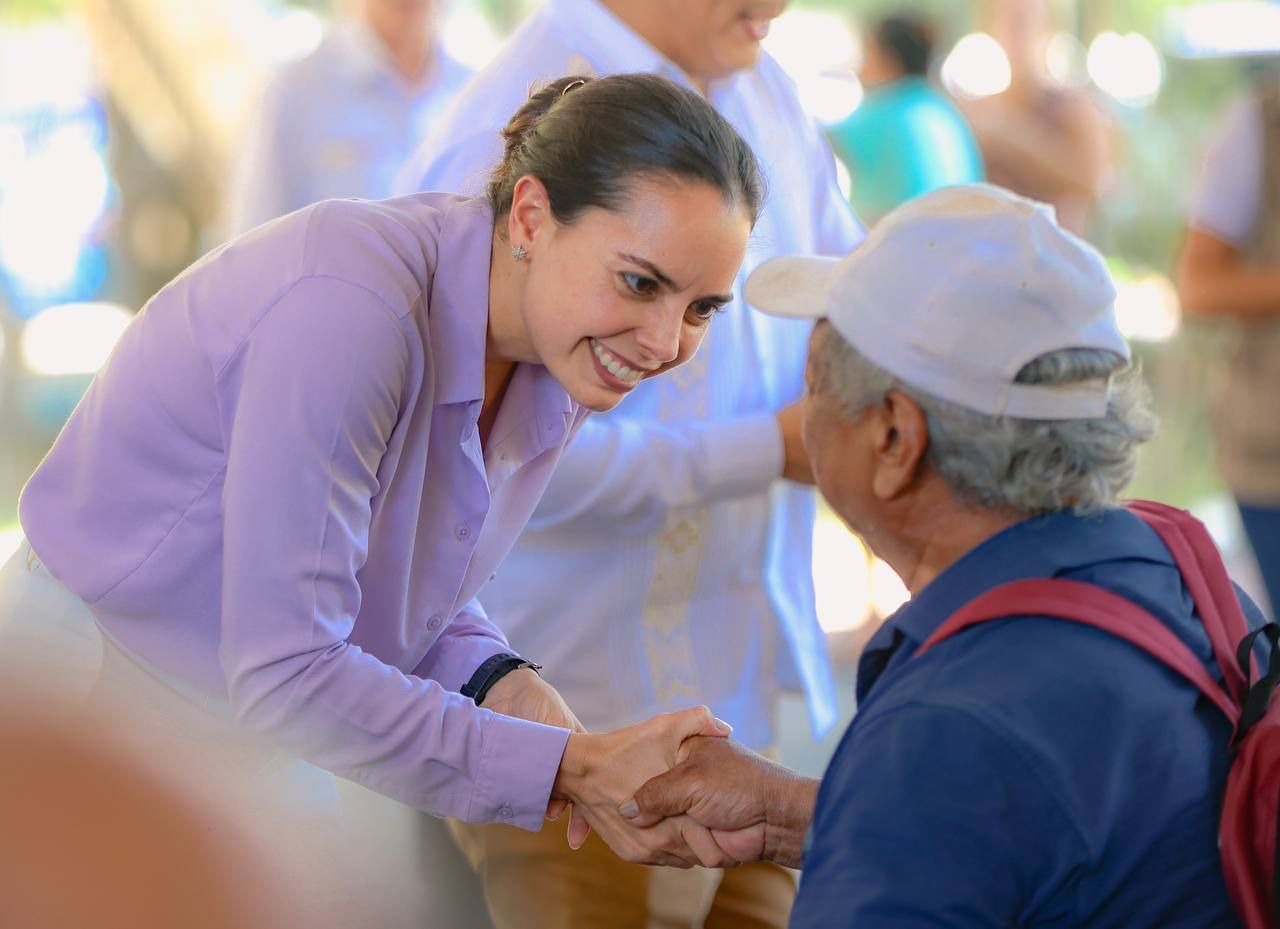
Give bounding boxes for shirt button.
[426,614,443,631]
[497,803,514,820]
[456,525,471,541]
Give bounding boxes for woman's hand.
[482,668,585,733]
[551,707,736,867]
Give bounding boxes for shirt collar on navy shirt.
[858,507,1177,697]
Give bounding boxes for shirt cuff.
[701,412,785,498]
[469,710,571,832]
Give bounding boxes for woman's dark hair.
[874,14,937,78]
[487,74,765,228]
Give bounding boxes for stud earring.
[511,245,528,261]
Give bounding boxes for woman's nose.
[634,305,683,365]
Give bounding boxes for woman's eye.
[621,272,659,296]
[687,302,722,323]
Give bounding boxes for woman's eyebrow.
[618,252,678,290]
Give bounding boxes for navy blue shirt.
[791,508,1259,929]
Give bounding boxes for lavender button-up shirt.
[20,193,581,830]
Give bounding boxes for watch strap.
[461,653,543,705]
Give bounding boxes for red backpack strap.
[918,577,1239,722]
[1127,500,1255,705]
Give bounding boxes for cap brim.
[744,255,843,319]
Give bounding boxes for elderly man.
[625,186,1256,928]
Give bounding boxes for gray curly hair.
[808,324,1157,515]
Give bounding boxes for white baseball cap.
[745,184,1129,420]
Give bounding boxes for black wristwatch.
[461,652,543,705]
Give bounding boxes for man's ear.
[870,390,930,501]
[507,175,554,254]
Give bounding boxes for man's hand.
[620,736,820,869]
[776,399,815,485]
[480,669,587,831]
[552,707,737,868]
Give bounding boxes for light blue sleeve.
[1189,94,1262,247]
[396,128,505,198]
[810,118,867,255]
[525,411,784,535]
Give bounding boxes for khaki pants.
[448,817,796,929]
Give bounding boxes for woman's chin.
[576,390,626,413]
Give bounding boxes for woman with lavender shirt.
[0,75,757,867]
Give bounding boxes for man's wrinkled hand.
[620,736,819,869]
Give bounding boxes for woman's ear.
[507,175,555,255]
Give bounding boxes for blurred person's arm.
[524,410,790,536]
[1176,92,1280,321]
[1176,229,1280,321]
[964,93,1112,201]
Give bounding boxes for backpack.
[916,500,1280,929]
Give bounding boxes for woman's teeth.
[591,339,644,385]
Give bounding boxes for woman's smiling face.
[509,175,751,412]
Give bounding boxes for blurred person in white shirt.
[398,2,862,927]
[227,0,471,235]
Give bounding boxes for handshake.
[484,669,818,870]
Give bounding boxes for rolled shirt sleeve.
[218,275,566,829]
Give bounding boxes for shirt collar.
[544,0,703,91]
[427,197,495,405]
[331,17,443,93]
[876,506,1175,652]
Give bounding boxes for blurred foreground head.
[0,698,294,929]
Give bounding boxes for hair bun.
[496,76,595,182]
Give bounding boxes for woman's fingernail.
[713,717,733,735]
[619,800,640,819]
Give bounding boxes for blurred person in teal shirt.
[828,14,983,225]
